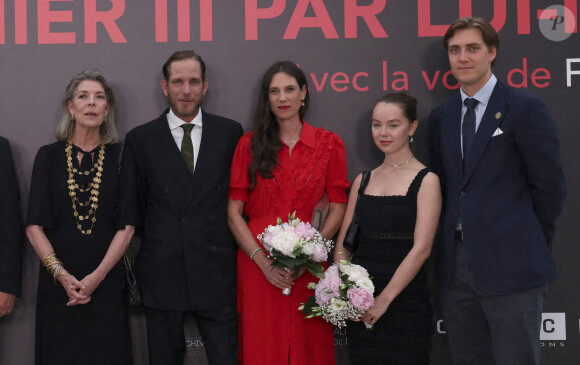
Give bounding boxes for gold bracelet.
[41,252,56,267]
[41,252,68,285]
[53,266,69,285]
[42,253,60,275]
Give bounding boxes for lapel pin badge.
[495,112,502,119]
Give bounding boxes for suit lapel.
[441,96,464,181]
[184,112,221,204]
[149,113,193,192]
[463,82,508,183]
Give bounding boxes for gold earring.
[71,114,75,121]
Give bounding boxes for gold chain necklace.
[66,140,105,234]
[383,155,414,168]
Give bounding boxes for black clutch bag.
[343,221,360,252]
[342,171,371,253]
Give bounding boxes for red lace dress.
[229,121,349,365]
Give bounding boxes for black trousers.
[144,306,239,365]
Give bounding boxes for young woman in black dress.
[334,92,442,364]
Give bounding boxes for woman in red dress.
[228,61,349,364]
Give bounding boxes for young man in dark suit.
[429,17,566,365]
[0,137,23,319]
[124,50,243,365]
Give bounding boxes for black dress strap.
[406,168,429,197]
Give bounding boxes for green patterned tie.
[180,123,194,174]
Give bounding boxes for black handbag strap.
[351,170,371,225]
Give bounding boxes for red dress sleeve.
[325,133,349,203]
[229,133,253,202]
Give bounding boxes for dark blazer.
[0,137,23,297]
[429,80,566,296]
[124,110,243,311]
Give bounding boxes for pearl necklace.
[383,155,414,168]
[281,125,302,147]
[282,137,299,147]
[66,140,105,235]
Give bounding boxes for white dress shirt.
[166,108,203,169]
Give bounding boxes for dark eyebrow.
[448,42,483,49]
[371,118,401,123]
[76,90,104,93]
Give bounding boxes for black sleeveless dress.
[347,168,433,365]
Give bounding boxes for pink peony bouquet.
[257,212,334,295]
[299,260,375,328]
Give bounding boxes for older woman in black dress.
[26,70,134,365]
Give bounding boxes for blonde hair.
[56,69,119,143]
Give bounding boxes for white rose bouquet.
[257,212,334,295]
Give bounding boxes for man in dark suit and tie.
[124,50,243,364]
[0,137,23,319]
[429,17,566,364]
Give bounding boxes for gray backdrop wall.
[0,0,578,364]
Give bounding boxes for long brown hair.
[249,61,310,189]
